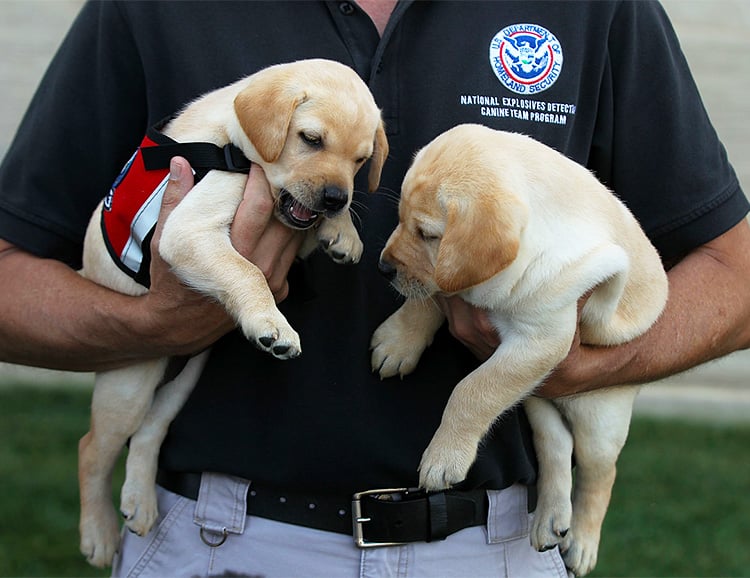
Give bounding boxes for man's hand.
[230,162,303,303]
[435,294,500,361]
[535,301,592,398]
[0,157,305,371]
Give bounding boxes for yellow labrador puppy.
[372,124,666,576]
[78,59,387,567]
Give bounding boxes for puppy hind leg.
[562,446,616,577]
[525,396,574,553]
[581,267,664,346]
[78,430,121,568]
[120,351,209,537]
[556,390,637,577]
[78,358,169,568]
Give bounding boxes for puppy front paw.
[370,312,432,379]
[318,230,364,264]
[418,431,478,491]
[316,215,363,264]
[240,312,301,360]
[370,334,423,379]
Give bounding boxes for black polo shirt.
[0,1,746,497]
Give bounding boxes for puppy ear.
[367,120,389,193]
[435,194,526,294]
[234,80,306,163]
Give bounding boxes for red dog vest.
[101,134,169,286]
[101,124,251,287]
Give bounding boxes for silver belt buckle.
[352,487,413,548]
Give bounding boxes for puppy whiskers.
[376,188,401,207]
[349,198,368,229]
[392,278,433,302]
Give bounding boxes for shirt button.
[339,1,355,15]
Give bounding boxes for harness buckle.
[223,144,252,173]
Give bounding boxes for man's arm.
[439,217,750,396]
[539,217,750,396]
[0,159,302,372]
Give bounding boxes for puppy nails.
[258,335,277,348]
[318,234,339,249]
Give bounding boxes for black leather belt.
[156,471,489,546]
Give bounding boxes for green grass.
[0,386,111,577]
[591,418,750,577]
[1,385,749,577]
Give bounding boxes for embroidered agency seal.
[489,23,563,95]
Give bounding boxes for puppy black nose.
[323,187,348,212]
[378,258,397,280]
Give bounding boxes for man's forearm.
[0,242,233,372]
[0,246,153,370]
[0,161,300,373]
[541,218,750,396]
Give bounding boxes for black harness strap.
[141,142,252,176]
[141,115,252,176]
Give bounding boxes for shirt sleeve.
[0,1,148,268]
[588,0,748,261]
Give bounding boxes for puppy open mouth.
[278,190,321,230]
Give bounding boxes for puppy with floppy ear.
[234,74,307,164]
[372,123,667,577]
[434,193,526,294]
[77,59,387,568]
[235,74,389,198]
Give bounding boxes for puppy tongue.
[290,199,316,222]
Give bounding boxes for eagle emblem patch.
[489,24,563,95]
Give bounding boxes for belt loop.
[193,472,251,543]
[427,492,449,542]
[486,485,529,544]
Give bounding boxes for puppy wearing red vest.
[78,59,387,568]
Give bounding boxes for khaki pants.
[113,474,568,578]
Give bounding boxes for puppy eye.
[355,156,367,165]
[418,228,439,242]
[300,132,322,147]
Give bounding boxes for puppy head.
[380,125,527,297]
[234,59,388,230]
